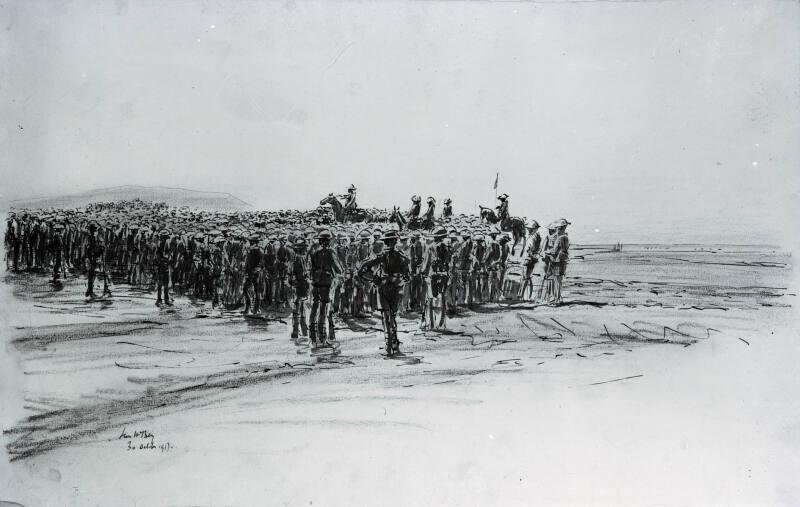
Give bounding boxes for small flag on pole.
[493,172,499,190]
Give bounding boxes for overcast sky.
[1,0,798,244]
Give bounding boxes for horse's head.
[320,193,336,206]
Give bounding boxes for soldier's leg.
[317,285,330,343]
[86,267,96,297]
[291,297,301,338]
[309,290,319,343]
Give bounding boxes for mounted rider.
[344,184,358,211]
[422,196,436,224]
[496,193,510,229]
[442,198,453,220]
[406,195,422,220]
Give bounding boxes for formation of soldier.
[4,198,571,356]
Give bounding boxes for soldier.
[422,196,436,227]
[290,237,311,339]
[352,229,372,317]
[520,220,542,300]
[545,219,570,304]
[537,224,558,302]
[210,235,228,308]
[357,230,410,356]
[485,231,503,302]
[472,233,488,303]
[456,230,474,305]
[441,198,453,220]
[406,195,422,220]
[333,232,350,315]
[421,226,451,330]
[84,221,101,298]
[309,230,343,346]
[242,234,263,315]
[154,229,173,306]
[275,234,292,310]
[344,184,358,210]
[408,231,425,311]
[496,193,510,228]
[50,220,65,283]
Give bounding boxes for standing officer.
[546,219,571,304]
[290,237,311,339]
[85,221,101,298]
[309,230,343,346]
[357,230,410,356]
[154,229,173,306]
[408,231,425,311]
[520,220,542,300]
[50,220,65,284]
[421,226,451,330]
[242,234,263,315]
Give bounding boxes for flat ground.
[1,245,798,506]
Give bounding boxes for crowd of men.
[4,197,571,355]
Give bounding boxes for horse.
[478,206,527,255]
[319,193,373,224]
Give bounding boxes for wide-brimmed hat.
[432,226,448,239]
[411,195,421,202]
[317,230,333,240]
[551,218,571,228]
[443,198,452,204]
[382,229,399,241]
[497,193,509,200]
[527,219,540,229]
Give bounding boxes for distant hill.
[9,185,252,211]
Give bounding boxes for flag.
[493,172,499,190]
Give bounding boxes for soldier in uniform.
[421,226,451,329]
[242,234,263,315]
[537,223,559,302]
[496,193,510,229]
[520,220,542,300]
[50,220,65,284]
[406,195,422,221]
[344,184,358,211]
[441,198,453,220]
[422,196,436,227]
[352,229,372,317]
[333,232,350,316]
[309,230,343,346]
[154,229,173,305]
[357,230,410,356]
[408,230,425,311]
[290,237,311,339]
[85,221,101,298]
[545,219,571,304]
